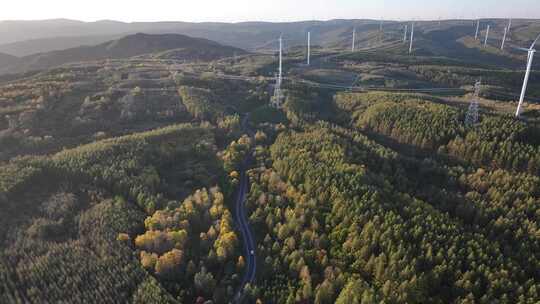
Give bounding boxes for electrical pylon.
[465,80,482,127]
[271,35,284,108]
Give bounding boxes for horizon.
[1,0,540,23]
[1,16,539,24]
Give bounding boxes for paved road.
[234,115,257,303]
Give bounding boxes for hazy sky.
[1,0,539,22]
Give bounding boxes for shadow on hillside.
[420,25,523,68]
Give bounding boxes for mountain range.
[0,33,245,75]
[1,18,539,56]
[0,18,538,76]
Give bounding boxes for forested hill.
[0,33,246,74]
[0,123,228,302]
[1,18,539,58]
[242,89,540,303]
[0,34,539,302]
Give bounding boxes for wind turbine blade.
[513,47,531,52]
[531,33,540,49]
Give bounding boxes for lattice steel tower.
[465,81,482,127]
[271,35,284,108]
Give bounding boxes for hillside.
[0,52,18,69]
[0,34,123,57]
[1,19,539,58]
[0,33,246,74]
[1,60,540,302]
[0,19,130,45]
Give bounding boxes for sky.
[1,0,539,22]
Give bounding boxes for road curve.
[234,115,257,303]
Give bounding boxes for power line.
[488,89,540,103]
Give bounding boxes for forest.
[2,72,540,303]
[0,123,239,303]
[0,30,540,303]
[245,121,539,303]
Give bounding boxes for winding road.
[234,115,257,303]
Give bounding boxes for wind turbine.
[475,19,480,40]
[352,27,356,52]
[409,22,415,54]
[515,33,540,118]
[379,19,384,43]
[403,24,408,42]
[307,31,311,66]
[484,25,490,47]
[501,26,508,50]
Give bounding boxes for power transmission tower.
[271,35,284,108]
[475,20,480,40]
[465,80,482,127]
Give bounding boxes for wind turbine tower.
[352,28,356,52]
[379,19,384,43]
[465,80,482,127]
[501,26,508,50]
[515,34,540,117]
[409,22,415,54]
[403,24,408,42]
[272,35,284,108]
[475,20,480,40]
[279,35,282,85]
[307,32,311,65]
[484,25,490,47]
